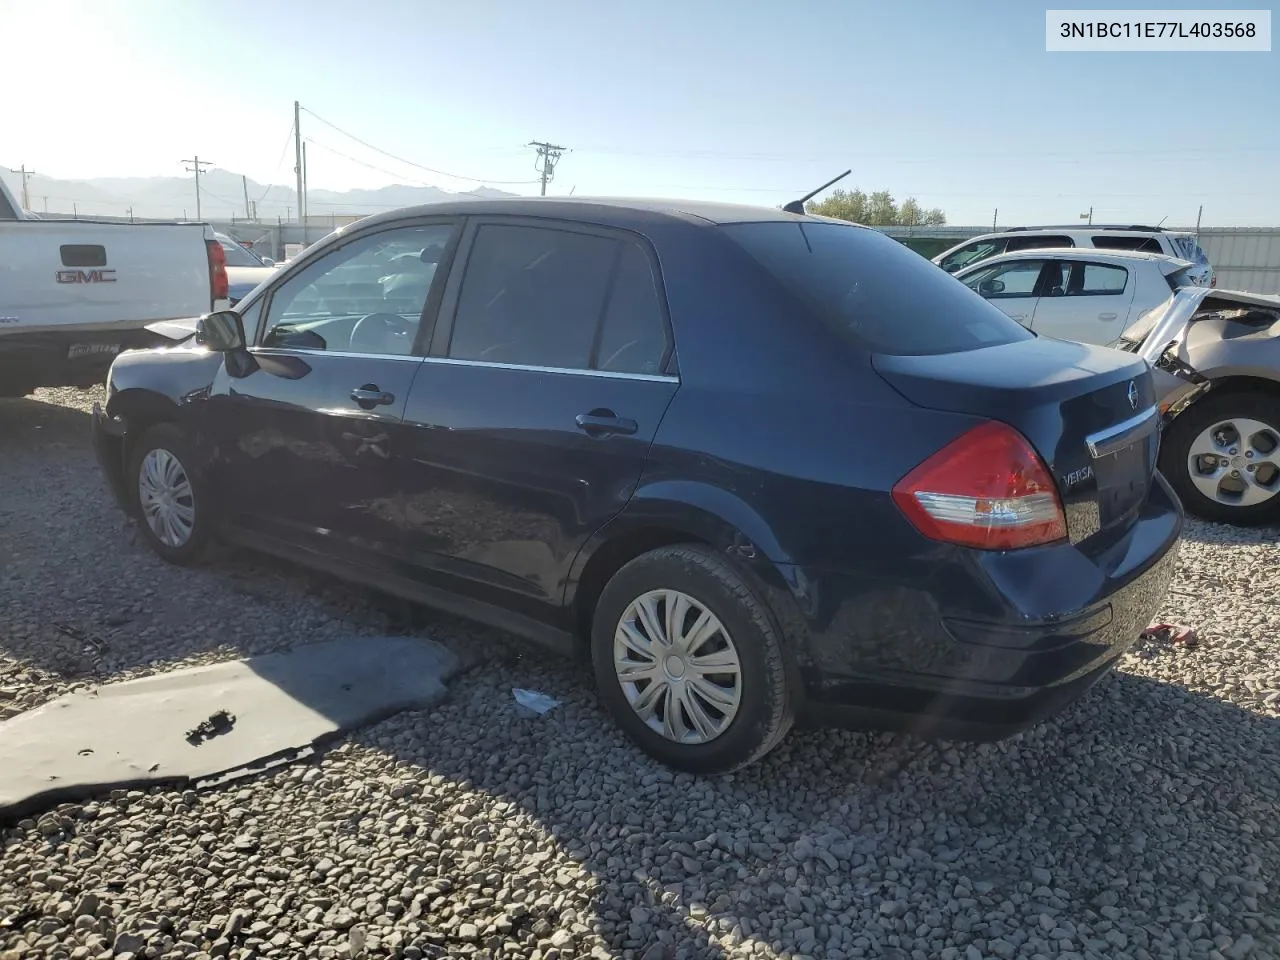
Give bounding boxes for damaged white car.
[1121,286,1280,525]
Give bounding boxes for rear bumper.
[789,473,1184,741]
[0,328,169,390]
[92,401,133,515]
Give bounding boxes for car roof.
[956,247,1193,269]
[962,227,1189,241]
[354,196,861,230]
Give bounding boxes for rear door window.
[724,222,1034,356]
[1071,263,1129,296]
[1004,234,1073,253]
[446,223,671,374]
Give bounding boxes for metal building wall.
[1196,229,1280,295]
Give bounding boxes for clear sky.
[3,0,1277,226]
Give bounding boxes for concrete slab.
[0,636,459,820]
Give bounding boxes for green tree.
[865,191,898,226]
[898,197,924,226]
[806,187,947,226]
[806,188,867,222]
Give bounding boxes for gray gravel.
[3,386,1280,960]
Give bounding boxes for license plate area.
[1094,434,1155,530]
[67,342,121,360]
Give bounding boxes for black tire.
[1160,391,1280,526]
[127,423,217,565]
[590,545,794,774]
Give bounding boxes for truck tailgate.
[0,220,213,335]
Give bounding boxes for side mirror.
[195,310,246,352]
[260,257,276,267]
[978,278,1005,297]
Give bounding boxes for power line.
[181,156,213,221]
[528,141,568,196]
[304,137,439,188]
[257,120,296,205]
[299,105,540,185]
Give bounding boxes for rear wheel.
[128,423,217,565]
[590,545,794,773]
[1161,392,1280,526]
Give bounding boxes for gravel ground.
[2,386,1279,960]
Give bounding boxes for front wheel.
[1160,391,1280,526]
[128,423,217,565]
[590,545,794,773]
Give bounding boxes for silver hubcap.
[1188,417,1280,508]
[138,448,196,547]
[613,589,743,745]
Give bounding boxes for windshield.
[937,239,1004,273]
[217,235,267,267]
[723,221,1035,356]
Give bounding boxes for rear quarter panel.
[622,219,986,570]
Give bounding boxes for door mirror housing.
[978,278,1005,297]
[260,257,276,267]
[195,310,246,352]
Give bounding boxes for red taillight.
[206,239,229,303]
[891,421,1068,550]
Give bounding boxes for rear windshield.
[1172,235,1211,266]
[722,221,1035,356]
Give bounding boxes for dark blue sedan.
[91,198,1182,773]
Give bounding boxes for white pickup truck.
[0,176,229,396]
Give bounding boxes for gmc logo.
[56,269,116,284]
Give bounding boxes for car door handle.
[1098,312,1118,321]
[351,385,395,408]
[575,411,638,437]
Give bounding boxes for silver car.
[1120,286,1280,525]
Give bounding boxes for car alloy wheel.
[138,447,197,548]
[1186,417,1280,508]
[612,588,744,744]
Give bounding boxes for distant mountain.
[1,165,519,221]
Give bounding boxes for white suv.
[934,225,1215,287]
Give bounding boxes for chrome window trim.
[248,347,680,383]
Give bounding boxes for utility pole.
[293,101,304,225]
[992,208,998,231]
[41,196,48,214]
[301,141,309,228]
[9,165,36,210]
[1080,205,1093,225]
[242,174,251,220]
[127,206,134,222]
[182,156,213,221]
[528,140,567,196]
[1195,204,1204,239]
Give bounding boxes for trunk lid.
[873,337,1158,547]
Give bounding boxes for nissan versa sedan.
[91,198,1183,773]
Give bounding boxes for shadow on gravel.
[332,655,1280,958]
[0,396,92,449]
